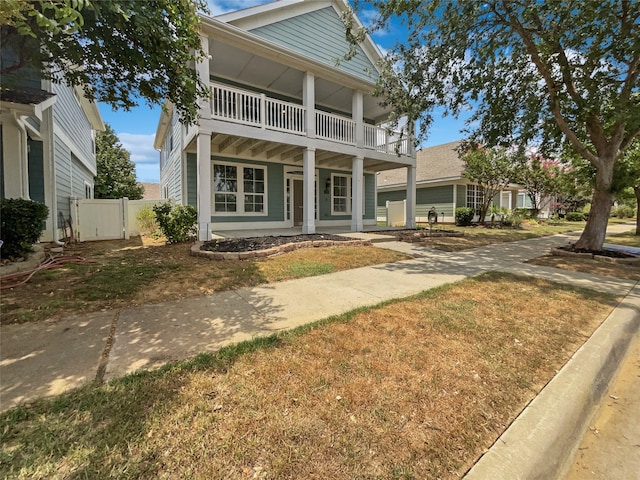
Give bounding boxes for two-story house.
[154,0,417,241]
[0,30,104,243]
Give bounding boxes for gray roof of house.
[0,86,55,106]
[377,141,464,188]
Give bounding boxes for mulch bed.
[201,234,357,253]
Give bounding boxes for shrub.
[0,198,49,259]
[611,205,635,219]
[565,211,586,221]
[153,202,197,243]
[136,204,161,237]
[455,207,475,226]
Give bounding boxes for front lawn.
[0,273,618,479]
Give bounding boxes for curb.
[463,284,640,480]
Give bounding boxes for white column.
[351,156,364,231]
[2,115,29,199]
[452,184,458,220]
[197,132,212,241]
[197,35,211,120]
[352,90,363,148]
[406,165,416,228]
[302,147,316,234]
[303,72,315,138]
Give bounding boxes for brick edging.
[190,239,372,261]
[550,247,640,264]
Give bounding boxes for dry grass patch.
[419,223,580,251]
[527,229,640,281]
[0,273,618,479]
[1,238,407,324]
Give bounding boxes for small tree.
[461,145,521,224]
[94,124,144,200]
[514,154,562,218]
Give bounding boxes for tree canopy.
[461,145,521,223]
[95,124,144,200]
[1,0,209,124]
[351,0,640,250]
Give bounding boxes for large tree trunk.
[574,159,615,251]
[635,186,640,236]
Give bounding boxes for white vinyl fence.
[70,197,168,242]
[386,199,406,227]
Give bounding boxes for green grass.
[0,273,617,479]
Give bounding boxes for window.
[213,162,267,215]
[84,182,93,199]
[466,184,484,212]
[243,167,265,213]
[331,174,351,215]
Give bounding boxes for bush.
[611,205,636,219]
[455,207,475,226]
[0,198,49,259]
[136,204,161,237]
[153,202,197,243]
[565,211,586,221]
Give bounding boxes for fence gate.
[71,197,129,242]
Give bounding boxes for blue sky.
[97,0,471,183]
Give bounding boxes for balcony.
[210,83,411,156]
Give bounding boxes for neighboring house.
[377,141,521,223]
[0,32,104,242]
[154,0,417,240]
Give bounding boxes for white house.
[154,0,417,241]
[0,31,104,243]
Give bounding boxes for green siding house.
[0,30,104,242]
[155,0,417,240]
[377,141,521,223]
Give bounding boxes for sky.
[97,0,472,184]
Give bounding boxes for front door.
[293,179,303,226]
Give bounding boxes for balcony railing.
[210,82,411,156]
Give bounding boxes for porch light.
[324,177,331,194]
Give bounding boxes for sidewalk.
[1,223,638,478]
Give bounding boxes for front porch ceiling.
[186,132,409,173]
[209,39,392,123]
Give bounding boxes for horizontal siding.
[51,81,94,168]
[364,173,375,219]
[54,136,72,220]
[456,184,466,208]
[379,185,454,217]
[378,190,406,205]
[250,7,378,83]
[160,114,184,203]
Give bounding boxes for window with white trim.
[213,162,267,215]
[331,173,351,215]
[466,184,484,212]
[84,182,93,199]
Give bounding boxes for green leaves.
[1,0,208,124]
[94,124,144,200]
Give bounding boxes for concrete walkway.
[1,223,638,479]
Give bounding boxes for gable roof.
[377,141,464,188]
[214,0,383,82]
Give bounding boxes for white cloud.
[117,132,159,183]
[206,0,270,17]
